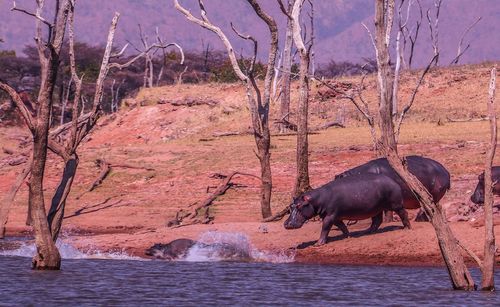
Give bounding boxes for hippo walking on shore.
[284,173,411,246]
[335,156,450,221]
[470,166,500,204]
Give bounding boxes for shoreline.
[2,221,498,268]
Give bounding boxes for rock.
[258,224,268,234]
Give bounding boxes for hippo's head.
[284,194,316,229]
[470,173,485,204]
[145,243,172,259]
[145,239,196,260]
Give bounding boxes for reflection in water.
[0,256,499,306]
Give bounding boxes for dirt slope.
[0,63,499,265]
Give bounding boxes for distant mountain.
[1,0,499,66]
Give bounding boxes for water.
[1,232,499,306]
[0,257,499,306]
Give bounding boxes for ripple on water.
[183,231,295,263]
[0,240,144,261]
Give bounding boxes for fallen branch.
[212,131,244,137]
[0,155,28,167]
[169,171,260,227]
[263,206,290,222]
[158,97,218,107]
[88,159,111,192]
[314,120,346,130]
[446,116,488,123]
[108,161,155,171]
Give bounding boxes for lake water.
[1,233,499,306]
[1,256,500,306]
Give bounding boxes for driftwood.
[168,171,260,227]
[446,116,488,123]
[89,159,111,192]
[83,159,155,195]
[212,131,244,137]
[158,98,218,107]
[314,120,346,130]
[0,155,28,167]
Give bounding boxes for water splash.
[183,231,294,263]
[0,240,143,261]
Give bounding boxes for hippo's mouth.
[284,209,307,229]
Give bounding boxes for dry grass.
[0,62,498,232]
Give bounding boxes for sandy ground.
[1,63,499,266]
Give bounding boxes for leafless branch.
[450,16,482,65]
[11,1,53,30]
[395,53,438,138]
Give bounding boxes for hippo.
[470,166,500,204]
[335,156,450,220]
[145,238,196,260]
[284,173,411,246]
[145,238,252,261]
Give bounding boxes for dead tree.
[277,0,295,134]
[110,79,124,113]
[0,1,123,269]
[450,17,481,65]
[405,0,422,69]
[175,0,278,218]
[426,0,442,66]
[372,0,475,290]
[480,66,497,291]
[287,0,312,197]
[0,0,73,269]
[458,67,498,291]
[155,27,185,86]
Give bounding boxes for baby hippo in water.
[145,238,252,261]
[284,173,411,246]
[145,238,196,260]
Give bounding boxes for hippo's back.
[335,155,450,207]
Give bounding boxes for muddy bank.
[3,220,498,267]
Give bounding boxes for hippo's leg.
[333,220,350,237]
[316,214,336,246]
[365,212,383,234]
[395,208,412,229]
[414,209,429,222]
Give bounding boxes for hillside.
[0,0,499,66]
[0,63,499,264]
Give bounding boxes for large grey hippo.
[284,173,410,246]
[471,166,500,204]
[335,155,451,210]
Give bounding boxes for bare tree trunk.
[31,111,61,269]
[294,52,310,196]
[291,0,311,197]
[383,149,475,290]
[257,130,272,218]
[47,155,79,241]
[374,0,474,290]
[480,67,497,291]
[175,0,278,218]
[0,158,32,238]
[279,0,294,134]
